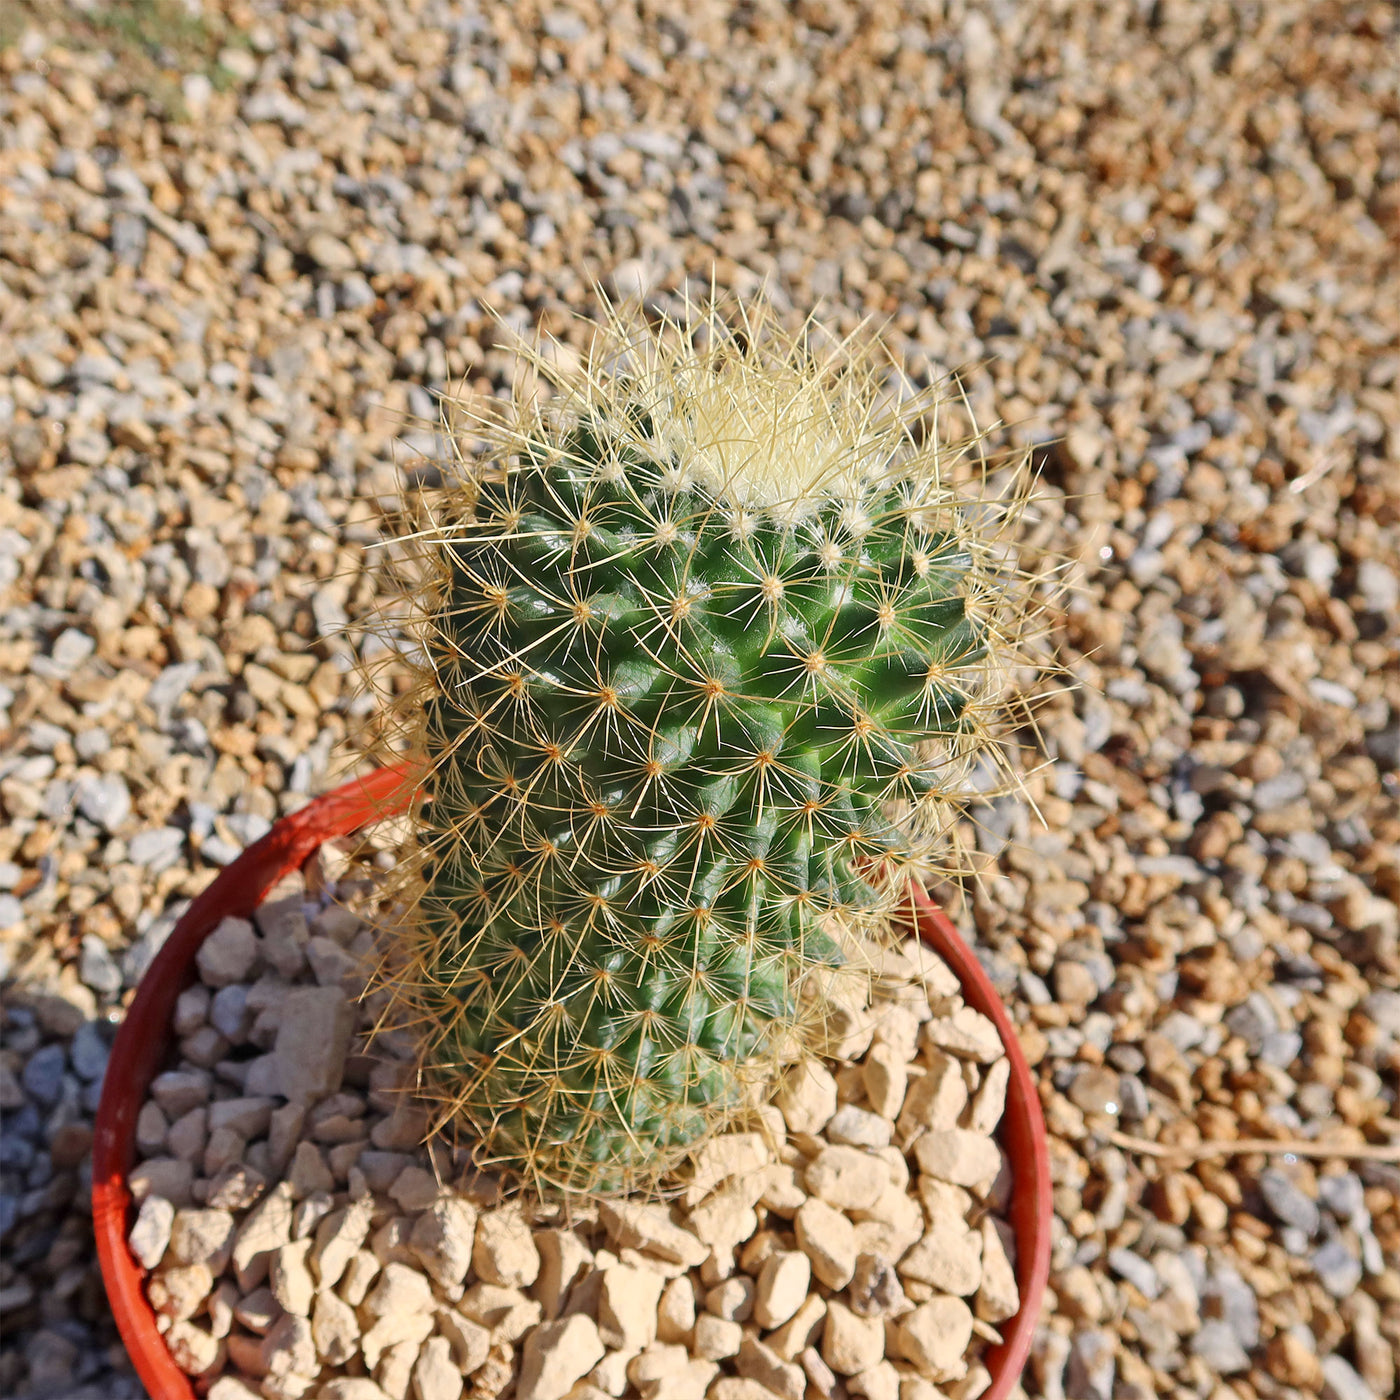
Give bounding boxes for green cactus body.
[396,311,1007,1194]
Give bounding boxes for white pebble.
[409,1197,477,1291]
[517,1314,607,1400]
[168,1207,236,1270]
[794,1198,857,1290]
[894,1297,974,1381]
[822,1301,886,1376]
[271,1239,316,1316]
[975,1217,1019,1324]
[922,1007,1002,1063]
[752,1250,811,1330]
[473,1207,541,1288]
[165,1319,220,1375]
[775,1061,838,1135]
[912,1130,1001,1190]
[597,1263,665,1352]
[128,1193,175,1269]
[413,1335,464,1400]
[804,1145,885,1211]
[825,1105,892,1149]
[196,917,261,987]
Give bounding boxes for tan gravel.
[1,1,1398,1398]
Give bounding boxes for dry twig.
[1109,1130,1400,1165]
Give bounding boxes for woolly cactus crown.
[374,300,1029,1196]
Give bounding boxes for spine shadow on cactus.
[373,301,1027,1196]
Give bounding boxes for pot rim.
[93,765,1050,1400]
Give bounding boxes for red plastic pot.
[899,880,1052,1400]
[93,764,418,1400]
[94,767,1050,1400]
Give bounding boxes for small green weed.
[3,2,240,115]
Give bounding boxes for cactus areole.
[393,306,1012,1194]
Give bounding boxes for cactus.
[379,302,1025,1195]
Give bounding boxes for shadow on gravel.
[1,978,142,1399]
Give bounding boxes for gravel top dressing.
[127,862,1020,1400]
[1,2,1398,1399]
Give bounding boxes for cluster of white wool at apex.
[595,346,907,529]
[444,302,1000,535]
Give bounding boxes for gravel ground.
[2,1,1398,1398]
